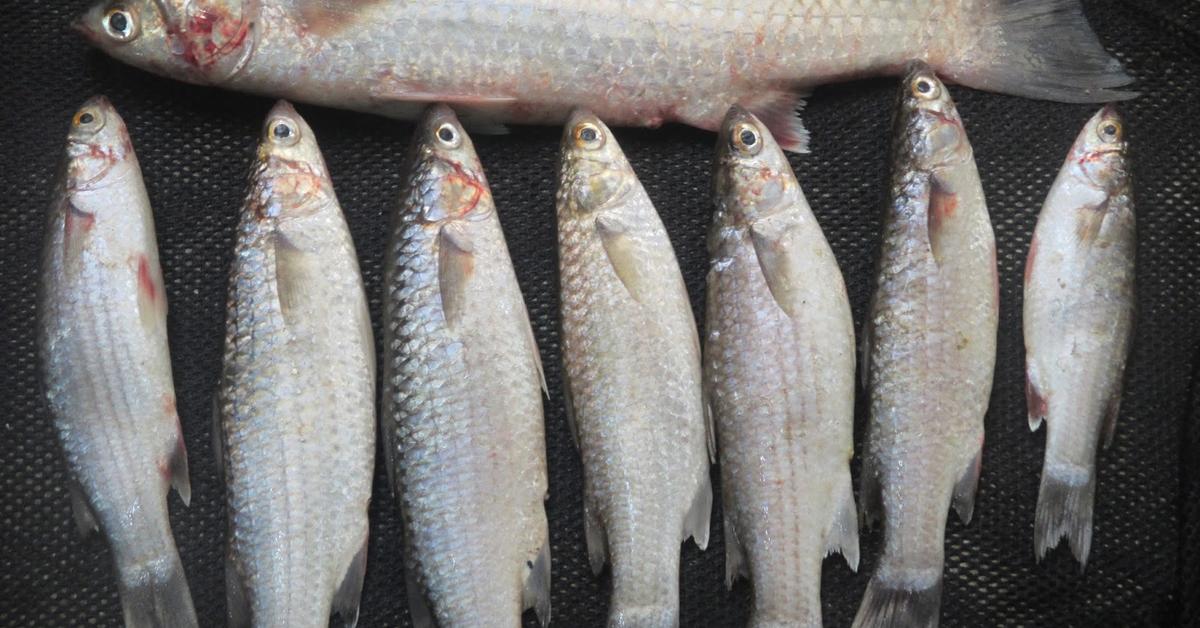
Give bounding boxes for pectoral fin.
[583,500,608,575]
[437,223,475,331]
[69,480,98,539]
[927,175,958,265]
[274,233,313,327]
[522,538,552,626]
[749,217,803,318]
[332,533,369,627]
[953,443,984,525]
[595,215,650,305]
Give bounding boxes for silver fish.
[76,0,1133,152]
[216,101,376,627]
[1024,105,1134,569]
[704,106,859,628]
[556,110,712,628]
[39,96,198,628]
[380,105,551,627]
[854,63,998,628]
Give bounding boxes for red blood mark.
[929,184,958,227]
[445,161,484,218]
[137,255,159,303]
[1026,373,1048,419]
[1024,236,1038,286]
[297,0,387,38]
[172,4,250,70]
[163,394,177,416]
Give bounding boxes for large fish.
[216,101,376,627]
[704,105,859,627]
[380,105,551,627]
[1024,106,1134,569]
[854,63,998,628]
[75,0,1133,152]
[556,109,712,627]
[39,96,198,628]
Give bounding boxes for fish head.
[248,101,334,222]
[75,0,255,84]
[898,62,970,172]
[406,105,493,226]
[1068,105,1128,192]
[714,105,797,225]
[64,95,136,193]
[557,109,634,215]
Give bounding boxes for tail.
[943,0,1136,103]
[115,549,199,628]
[1034,464,1096,569]
[851,568,943,628]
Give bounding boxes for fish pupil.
[580,127,598,143]
[1103,124,1117,137]
[916,80,932,94]
[438,126,456,143]
[109,11,128,33]
[78,113,94,125]
[273,124,292,139]
[740,129,757,147]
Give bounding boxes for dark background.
[3,1,1198,626]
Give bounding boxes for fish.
[216,100,376,628]
[38,95,198,628]
[703,105,860,627]
[556,109,713,627]
[380,104,552,627]
[75,0,1134,152]
[854,63,998,628]
[1023,105,1134,570]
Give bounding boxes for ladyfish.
[704,106,859,627]
[75,0,1133,152]
[556,110,712,627]
[216,101,375,627]
[39,96,198,628]
[854,63,998,628]
[1024,106,1134,569]
[381,105,551,627]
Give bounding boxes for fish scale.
[80,0,1132,152]
[382,105,550,628]
[40,96,198,628]
[219,101,375,628]
[556,110,711,628]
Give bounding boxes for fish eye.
[1099,121,1122,142]
[72,108,105,132]
[573,122,604,150]
[267,119,300,146]
[103,6,139,42]
[912,76,939,99]
[435,122,461,148]
[730,123,762,155]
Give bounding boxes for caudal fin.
[1034,465,1096,569]
[851,571,943,628]
[116,549,199,628]
[944,0,1135,103]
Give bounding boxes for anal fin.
[583,500,608,575]
[211,395,226,483]
[226,549,250,628]
[69,480,99,539]
[952,443,983,525]
[740,90,810,153]
[1026,367,1048,431]
[332,533,369,627]
[404,556,435,628]
[522,537,552,627]
[859,450,883,529]
[722,507,747,588]
[168,425,191,507]
[826,469,861,571]
[683,468,713,550]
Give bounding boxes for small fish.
[39,96,198,628]
[380,105,552,627]
[704,106,859,627]
[76,0,1133,152]
[217,101,375,627]
[556,110,712,628]
[1024,106,1134,569]
[854,64,998,628]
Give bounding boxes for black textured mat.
[2,1,1197,626]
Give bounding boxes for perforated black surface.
[2,1,1198,626]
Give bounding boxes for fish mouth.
[72,16,101,44]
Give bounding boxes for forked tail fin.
[115,547,199,628]
[942,0,1136,103]
[1034,463,1096,569]
[852,568,943,628]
